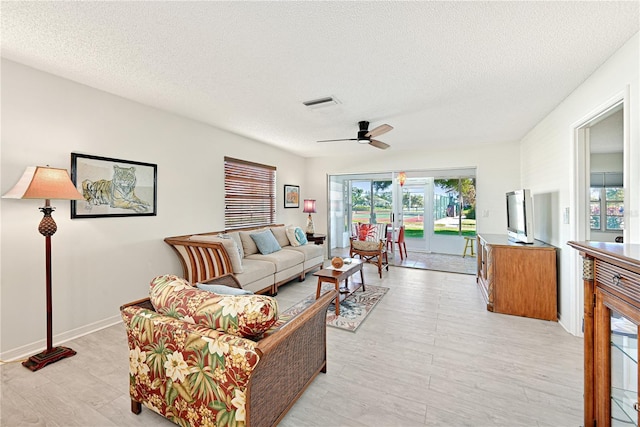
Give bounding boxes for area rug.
[281,285,388,332]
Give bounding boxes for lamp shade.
[2,166,84,200]
[398,171,407,187]
[303,199,316,213]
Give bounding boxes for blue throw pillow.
[294,227,308,245]
[250,230,282,255]
[196,283,253,295]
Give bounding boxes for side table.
[306,233,326,245]
[313,259,364,315]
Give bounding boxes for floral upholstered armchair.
[121,274,336,427]
[350,223,389,278]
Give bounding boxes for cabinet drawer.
[595,259,640,306]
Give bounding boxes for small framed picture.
[284,184,300,208]
[71,153,157,218]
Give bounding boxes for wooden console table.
[476,234,557,321]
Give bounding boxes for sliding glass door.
[396,177,430,252]
[327,173,392,257]
[327,169,476,258]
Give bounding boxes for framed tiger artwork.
[70,153,157,218]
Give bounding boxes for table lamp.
[303,199,316,236]
[2,166,84,371]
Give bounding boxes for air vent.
[303,96,341,109]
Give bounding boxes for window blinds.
[224,157,276,230]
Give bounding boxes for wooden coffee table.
[313,258,365,315]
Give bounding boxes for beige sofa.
[165,224,324,294]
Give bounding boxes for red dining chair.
[387,226,407,259]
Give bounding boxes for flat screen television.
[506,189,534,244]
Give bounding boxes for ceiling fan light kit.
[318,120,393,150]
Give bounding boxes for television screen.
[506,189,534,244]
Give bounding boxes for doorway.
[572,90,628,336]
[327,169,477,274]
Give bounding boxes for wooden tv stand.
[476,234,558,321]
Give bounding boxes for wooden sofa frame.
[165,224,322,295]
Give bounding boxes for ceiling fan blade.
[369,139,390,150]
[317,138,358,143]
[365,124,393,138]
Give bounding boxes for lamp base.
[22,346,76,371]
[306,214,315,235]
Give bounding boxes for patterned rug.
[281,285,388,332]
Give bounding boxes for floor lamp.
[3,166,84,371]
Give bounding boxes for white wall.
[520,33,639,335]
[0,60,309,358]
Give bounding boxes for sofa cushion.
[150,274,278,338]
[247,248,304,271]
[352,239,382,251]
[250,229,281,255]
[270,226,291,248]
[285,242,323,261]
[286,226,308,247]
[188,235,244,273]
[239,230,261,256]
[196,283,253,295]
[219,231,244,259]
[236,258,276,284]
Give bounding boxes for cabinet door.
[477,238,487,281]
[596,288,640,426]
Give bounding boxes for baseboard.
[0,314,122,362]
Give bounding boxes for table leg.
[333,279,340,315]
[315,277,322,299]
[360,266,365,291]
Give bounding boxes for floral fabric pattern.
[149,274,279,339]
[121,306,260,427]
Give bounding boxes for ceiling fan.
[318,120,393,150]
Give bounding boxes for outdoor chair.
[350,223,389,278]
[387,225,407,259]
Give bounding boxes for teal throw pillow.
[250,230,282,255]
[294,227,308,245]
[196,283,253,295]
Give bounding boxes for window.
[351,179,392,226]
[433,177,476,236]
[590,172,624,232]
[224,157,276,230]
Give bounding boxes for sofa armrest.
[121,303,260,425]
[247,289,337,427]
[164,236,234,283]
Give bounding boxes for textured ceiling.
[2,1,638,158]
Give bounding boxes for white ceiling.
[2,1,638,158]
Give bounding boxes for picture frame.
[284,184,300,208]
[70,153,157,218]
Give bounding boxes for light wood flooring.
[1,265,583,426]
[331,247,478,275]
